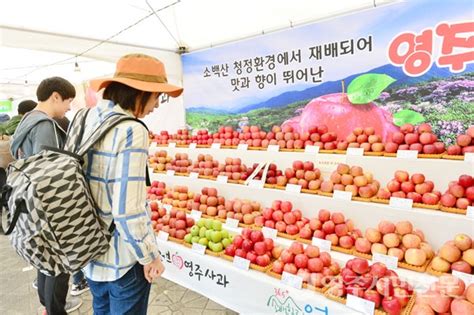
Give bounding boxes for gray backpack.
[1,108,148,276]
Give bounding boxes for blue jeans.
[86,263,151,315]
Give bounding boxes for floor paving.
[0,235,238,315]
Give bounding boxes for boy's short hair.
[17,100,37,115]
[36,77,76,102]
[103,82,155,113]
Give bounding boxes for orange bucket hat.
[90,53,183,97]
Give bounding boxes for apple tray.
[383,152,397,157]
[325,292,416,315]
[221,145,237,149]
[182,242,223,257]
[301,189,319,195]
[425,261,446,277]
[333,150,347,155]
[413,202,440,210]
[175,172,189,177]
[317,191,334,198]
[238,222,255,229]
[198,175,216,180]
[168,236,184,244]
[353,250,432,273]
[442,154,465,160]
[273,185,286,191]
[227,179,241,184]
[248,146,265,151]
[364,151,385,156]
[196,145,211,148]
[153,170,166,174]
[221,254,274,273]
[352,196,373,202]
[440,205,467,215]
[418,153,443,159]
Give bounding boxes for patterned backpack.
[1,108,148,276]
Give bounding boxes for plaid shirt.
[81,99,160,282]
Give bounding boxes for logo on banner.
[172,254,184,269]
[266,288,304,315]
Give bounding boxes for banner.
[182,0,474,144]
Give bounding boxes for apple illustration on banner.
[282,74,400,142]
[172,254,184,269]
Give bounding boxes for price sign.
[163,204,172,214]
[157,231,169,241]
[211,143,221,149]
[248,180,264,189]
[168,142,176,148]
[217,175,228,184]
[304,145,320,154]
[224,218,239,229]
[285,184,301,194]
[237,144,248,151]
[452,270,474,285]
[373,253,398,270]
[189,143,197,149]
[396,150,418,159]
[312,238,331,252]
[333,190,352,201]
[262,227,277,239]
[233,256,250,271]
[467,206,474,219]
[346,294,375,315]
[464,153,474,163]
[166,170,175,177]
[346,147,364,156]
[281,272,303,289]
[192,243,206,255]
[389,197,413,210]
[190,210,202,221]
[189,172,199,179]
[267,145,280,152]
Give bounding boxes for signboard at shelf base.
[156,238,349,314]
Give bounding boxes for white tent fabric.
[0,0,396,130]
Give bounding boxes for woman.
[80,53,183,314]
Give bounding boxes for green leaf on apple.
[393,109,425,127]
[347,73,396,104]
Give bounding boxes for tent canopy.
[0,0,394,99]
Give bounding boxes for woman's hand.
[144,257,165,283]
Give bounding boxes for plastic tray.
[440,206,467,215]
[413,202,440,210]
[442,154,465,160]
[301,189,319,195]
[371,198,390,204]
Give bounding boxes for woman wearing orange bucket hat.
[76,54,182,314]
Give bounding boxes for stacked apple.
[430,233,474,274]
[212,126,241,147]
[413,275,474,315]
[337,127,384,153]
[254,200,308,236]
[147,181,166,200]
[385,123,445,154]
[376,170,441,205]
[446,126,474,155]
[298,209,362,250]
[327,258,414,315]
[246,163,282,185]
[162,185,194,209]
[320,163,380,198]
[188,187,225,217]
[220,198,261,225]
[184,218,233,252]
[224,228,280,267]
[440,175,474,209]
[355,220,434,267]
[190,154,220,177]
[276,160,322,190]
[151,205,194,240]
[218,157,248,181]
[272,242,341,288]
[194,129,211,146]
[148,150,171,172]
[153,130,170,145]
[166,152,192,173]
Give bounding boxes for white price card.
[189,143,197,149]
[464,153,474,163]
[346,294,375,315]
[267,145,280,152]
[373,253,398,270]
[285,184,301,194]
[189,172,199,179]
[166,170,175,177]
[281,272,303,289]
[304,145,320,154]
[396,150,418,159]
[312,238,332,252]
[225,218,239,229]
[190,210,202,221]
[192,243,206,255]
[237,144,248,151]
[233,256,250,271]
[333,190,353,201]
[163,204,172,214]
[467,206,474,219]
[452,270,474,285]
[248,180,264,189]
[347,147,364,156]
[157,231,169,241]
[389,197,413,210]
[211,143,221,149]
[262,227,278,239]
[217,175,228,183]
[168,142,176,148]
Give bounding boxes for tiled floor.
[0,235,237,315]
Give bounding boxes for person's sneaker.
[32,278,38,290]
[70,279,89,296]
[65,297,82,313]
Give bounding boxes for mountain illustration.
[187,63,474,115]
[266,295,304,315]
